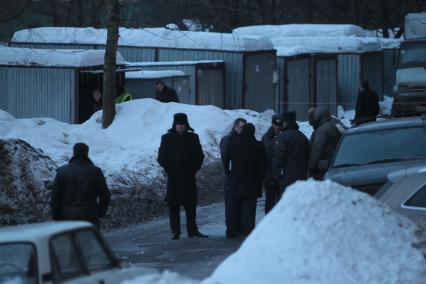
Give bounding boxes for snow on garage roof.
[272,36,382,57]
[12,27,275,52]
[233,24,366,38]
[405,13,426,40]
[126,60,224,67]
[0,45,125,67]
[125,70,186,79]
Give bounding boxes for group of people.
[51,80,379,240]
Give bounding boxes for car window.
[0,243,37,284]
[74,230,115,273]
[404,185,426,209]
[51,234,84,281]
[333,127,426,167]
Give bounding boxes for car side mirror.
[318,160,330,173]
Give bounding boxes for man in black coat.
[261,114,283,214]
[155,80,180,103]
[354,80,380,125]
[51,143,111,228]
[220,118,247,238]
[158,113,208,240]
[272,111,309,195]
[225,123,266,236]
[308,107,342,180]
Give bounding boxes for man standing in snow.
[220,118,247,238]
[51,143,111,228]
[272,111,309,195]
[158,113,208,240]
[225,123,266,236]
[308,107,342,180]
[154,80,180,103]
[354,80,380,125]
[261,114,283,214]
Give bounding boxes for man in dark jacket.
[354,80,380,125]
[158,113,207,240]
[51,143,110,228]
[308,107,342,180]
[225,123,266,236]
[155,80,180,103]
[261,114,283,214]
[272,111,309,195]
[220,118,247,238]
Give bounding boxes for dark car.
[324,116,426,195]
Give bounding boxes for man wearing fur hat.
[158,113,208,240]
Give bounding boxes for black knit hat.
[272,114,283,126]
[281,111,296,122]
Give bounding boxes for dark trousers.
[169,204,198,236]
[264,183,281,214]
[226,193,257,236]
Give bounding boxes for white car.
[0,221,154,284]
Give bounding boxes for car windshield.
[0,243,37,284]
[400,42,426,66]
[332,127,426,168]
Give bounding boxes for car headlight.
[399,85,409,93]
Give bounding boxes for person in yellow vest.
[115,86,133,104]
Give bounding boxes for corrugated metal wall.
[244,53,275,112]
[0,68,9,111]
[158,49,244,109]
[383,49,399,96]
[338,54,361,110]
[198,68,225,107]
[276,58,286,113]
[0,67,75,123]
[285,58,310,121]
[117,47,156,62]
[361,52,384,100]
[9,42,96,50]
[316,57,338,116]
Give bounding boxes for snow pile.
[12,27,274,52]
[126,70,186,80]
[205,180,426,284]
[272,36,382,57]
[123,271,198,284]
[0,46,125,67]
[0,139,56,225]
[405,13,426,40]
[0,99,297,187]
[234,24,366,38]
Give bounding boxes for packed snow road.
[104,201,265,280]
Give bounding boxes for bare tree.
[102,0,120,128]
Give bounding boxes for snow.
[12,27,275,52]
[205,180,426,284]
[122,271,198,284]
[233,24,366,38]
[379,38,402,49]
[0,46,125,67]
[0,99,303,188]
[379,96,394,115]
[126,60,224,67]
[405,13,426,40]
[125,70,186,79]
[272,36,382,57]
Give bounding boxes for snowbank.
[0,46,125,67]
[205,180,426,284]
[123,271,198,284]
[234,24,366,38]
[12,27,274,52]
[0,139,56,224]
[125,70,186,79]
[272,36,382,57]
[1,99,306,187]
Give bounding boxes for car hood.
[325,159,426,187]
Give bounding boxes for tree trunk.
[102,0,120,129]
